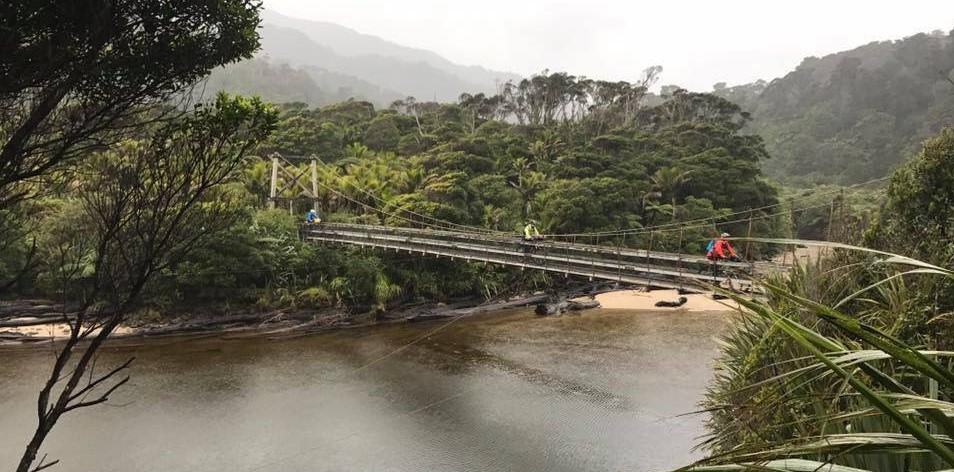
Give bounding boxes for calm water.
[0,308,725,472]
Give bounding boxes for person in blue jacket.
[305,209,321,225]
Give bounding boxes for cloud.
[265,0,954,90]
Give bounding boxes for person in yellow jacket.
[523,220,542,241]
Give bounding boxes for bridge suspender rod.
[677,228,684,291]
[544,240,549,273]
[744,210,754,261]
[646,231,655,289]
[542,175,887,239]
[591,235,598,280]
[616,233,624,284]
[567,236,574,278]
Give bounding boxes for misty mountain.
[713,30,954,184]
[204,10,520,107]
[260,9,519,92]
[201,58,402,107]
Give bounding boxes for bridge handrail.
[303,223,766,271]
[303,227,754,289]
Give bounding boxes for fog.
[265,0,954,90]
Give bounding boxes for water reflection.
[0,308,725,472]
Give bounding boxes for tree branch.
[68,357,135,404]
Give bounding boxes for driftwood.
[655,296,688,308]
[0,300,75,316]
[134,311,299,337]
[535,299,600,316]
[403,294,551,322]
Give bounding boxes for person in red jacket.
[707,232,739,261]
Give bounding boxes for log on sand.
[535,299,601,316]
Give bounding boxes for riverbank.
[590,289,739,312]
[0,289,737,346]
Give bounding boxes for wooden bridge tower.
[267,153,321,213]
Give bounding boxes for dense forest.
[2,71,781,313]
[208,26,954,186]
[716,30,954,184]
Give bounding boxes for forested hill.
[715,30,954,184]
[200,58,399,106]
[202,10,520,107]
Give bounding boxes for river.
[1,307,726,472]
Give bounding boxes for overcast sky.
[265,0,954,91]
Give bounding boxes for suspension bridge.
[300,223,777,292]
[267,153,882,294]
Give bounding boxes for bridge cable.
[304,154,885,243]
[311,156,505,236]
[543,176,888,238]
[310,174,483,233]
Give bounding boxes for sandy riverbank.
[3,323,136,340]
[584,289,739,312]
[2,289,738,344]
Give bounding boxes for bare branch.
[68,357,135,404]
[28,454,59,472]
[63,375,130,413]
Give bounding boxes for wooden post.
[789,201,797,265]
[837,189,846,243]
[269,155,279,210]
[826,199,835,242]
[744,210,754,261]
[310,158,320,213]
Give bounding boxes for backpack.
[705,239,715,254]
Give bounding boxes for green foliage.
[867,128,954,264]
[697,243,954,471]
[716,31,954,184]
[11,69,782,313]
[1,0,265,206]
[703,130,954,470]
[363,115,401,152]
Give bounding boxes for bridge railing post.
[567,236,575,278]
[616,232,625,285]
[744,210,754,261]
[677,228,684,290]
[645,230,655,288]
[591,235,598,280]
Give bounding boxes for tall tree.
[0,0,264,208]
[651,167,692,220]
[15,94,276,472]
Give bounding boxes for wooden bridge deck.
[301,223,777,293]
